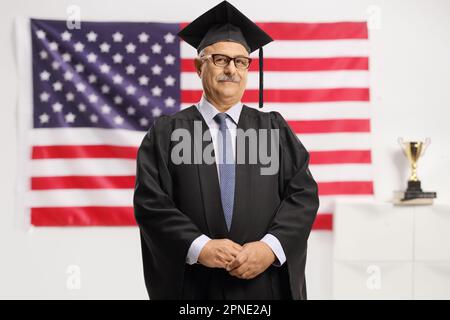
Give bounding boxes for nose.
[223,59,237,74]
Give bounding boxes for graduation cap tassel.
[259,47,264,108]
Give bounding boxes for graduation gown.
[133,105,319,300]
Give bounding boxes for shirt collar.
[196,95,243,126]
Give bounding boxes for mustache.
[216,74,241,83]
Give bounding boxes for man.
[134,1,319,300]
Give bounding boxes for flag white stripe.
[28,189,134,207]
[30,159,136,176]
[318,195,375,213]
[30,158,371,182]
[29,189,375,212]
[29,128,371,151]
[182,102,370,120]
[181,39,369,59]
[242,102,371,120]
[181,71,369,90]
[309,164,373,182]
[30,128,147,146]
[298,133,371,151]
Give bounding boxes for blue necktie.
[214,113,235,230]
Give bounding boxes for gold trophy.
[397,137,436,203]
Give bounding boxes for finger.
[232,243,243,251]
[216,253,232,265]
[222,256,235,265]
[241,270,256,280]
[227,247,241,258]
[222,254,236,265]
[229,267,244,278]
[221,247,241,261]
[226,256,240,271]
[217,247,239,263]
[212,253,223,265]
[229,263,248,277]
[227,253,248,271]
[216,247,234,261]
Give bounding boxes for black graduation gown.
[133,105,319,300]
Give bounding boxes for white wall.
[1,0,449,299]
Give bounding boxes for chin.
[217,91,239,100]
[217,86,242,96]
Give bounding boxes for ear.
[194,58,203,78]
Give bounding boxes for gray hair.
[197,48,206,58]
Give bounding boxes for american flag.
[24,19,373,228]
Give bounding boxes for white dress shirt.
[185,95,286,266]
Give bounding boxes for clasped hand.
[197,239,276,280]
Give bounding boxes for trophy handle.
[421,137,431,157]
[397,137,407,156]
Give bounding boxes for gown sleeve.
[133,116,203,297]
[267,111,320,298]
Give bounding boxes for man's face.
[195,41,249,105]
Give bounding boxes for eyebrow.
[209,53,250,57]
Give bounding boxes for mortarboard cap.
[177,1,273,108]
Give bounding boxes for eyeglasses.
[201,54,252,70]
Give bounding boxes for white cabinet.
[333,261,413,299]
[332,201,450,299]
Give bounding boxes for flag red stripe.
[181,88,370,103]
[31,176,371,195]
[180,22,368,40]
[31,176,135,189]
[312,213,333,230]
[287,119,371,133]
[257,22,368,40]
[318,181,373,195]
[31,206,332,230]
[181,57,369,72]
[31,206,136,226]
[31,146,372,164]
[309,150,372,164]
[32,145,138,159]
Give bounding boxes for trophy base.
[406,180,423,192]
[402,180,436,201]
[402,190,437,201]
[392,187,437,206]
